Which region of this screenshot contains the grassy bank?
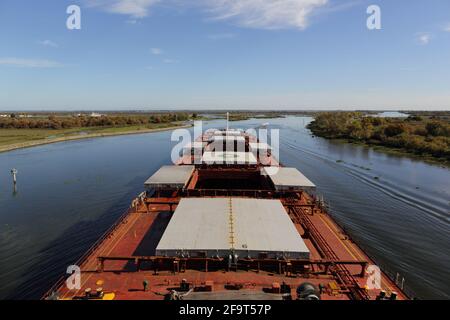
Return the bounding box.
[308,112,450,166]
[0,122,190,153]
[228,112,285,121]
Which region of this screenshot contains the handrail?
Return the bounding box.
[97,255,366,265]
[183,188,299,199]
[96,255,367,275]
[286,198,371,300]
[324,202,415,299]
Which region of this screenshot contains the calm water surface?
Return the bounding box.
[0,117,449,299]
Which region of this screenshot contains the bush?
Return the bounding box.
[0,113,192,130]
[426,122,449,137]
[384,124,406,137]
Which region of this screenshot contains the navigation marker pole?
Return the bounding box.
[11,168,18,185]
[11,168,18,193]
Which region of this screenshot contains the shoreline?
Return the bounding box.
[0,124,192,154]
[318,136,450,168]
[307,113,450,169]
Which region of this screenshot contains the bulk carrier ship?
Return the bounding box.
[44,120,408,301]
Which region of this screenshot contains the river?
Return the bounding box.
[0,116,449,299]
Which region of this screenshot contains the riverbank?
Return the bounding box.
[328,137,450,167]
[308,112,450,167]
[0,123,192,154]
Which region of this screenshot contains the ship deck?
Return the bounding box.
[48,130,407,300]
[52,194,406,300]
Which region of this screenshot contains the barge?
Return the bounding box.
[44,123,407,300]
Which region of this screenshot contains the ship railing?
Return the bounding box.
[375,263,416,299]
[185,189,260,198]
[340,233,417,299]
[42,196,142,299]
[287,200,371,300]
[311,196,416,299]
[183,188,296,198]
[95,255,367,276]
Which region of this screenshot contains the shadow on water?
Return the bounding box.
[5,176,146,300]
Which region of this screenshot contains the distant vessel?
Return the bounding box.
[44,119,407,300]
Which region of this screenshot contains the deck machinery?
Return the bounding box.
[44,128,408,300]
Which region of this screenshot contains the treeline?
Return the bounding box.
[308,112,450,161]
[0,113,192,130]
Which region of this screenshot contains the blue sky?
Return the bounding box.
[0,0,449,110]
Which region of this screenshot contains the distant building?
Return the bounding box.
[75,112,104,118]
[0,114,9,118]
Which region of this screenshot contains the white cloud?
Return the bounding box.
[37,40,58,48]
[207,33,236,40]
[415,32,432,45]
[88,0,329,30]
[0,58,64,68]
[150,47,163,55]
[88,0,160,18]
[444,23,450,32]
[204,0,329,30]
